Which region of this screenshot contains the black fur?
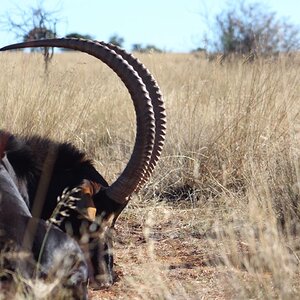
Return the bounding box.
[0,158,88,299]
[0,217,88,299]
[1,130,125,287]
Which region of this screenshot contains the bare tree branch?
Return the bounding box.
[204,0,300,56]
[0,1,62,73]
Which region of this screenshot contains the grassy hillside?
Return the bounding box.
[0,51,300,299]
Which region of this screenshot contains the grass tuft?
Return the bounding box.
[0,51,300,298]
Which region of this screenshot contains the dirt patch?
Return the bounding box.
[89,206,234,299]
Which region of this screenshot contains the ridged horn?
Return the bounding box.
[0,38,156,204]
[99,42,167,191]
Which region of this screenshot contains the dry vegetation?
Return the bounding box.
[0,50,300,299]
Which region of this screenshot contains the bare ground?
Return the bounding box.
[89,201,234,300]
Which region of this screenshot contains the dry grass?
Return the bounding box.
[0,50,300,299]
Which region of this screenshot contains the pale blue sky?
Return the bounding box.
[0,0,299,52]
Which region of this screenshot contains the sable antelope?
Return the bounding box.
[0,38,166,288]
[0,146,88,299]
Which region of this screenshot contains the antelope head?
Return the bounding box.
[0,38,166,288]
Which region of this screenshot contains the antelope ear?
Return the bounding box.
[80,179,102,221]
[81,179,101,195]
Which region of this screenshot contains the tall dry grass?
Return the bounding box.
[0,50,300,299]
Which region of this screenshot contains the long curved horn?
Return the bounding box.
[99,42,167,191]
[0,38,156,204]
